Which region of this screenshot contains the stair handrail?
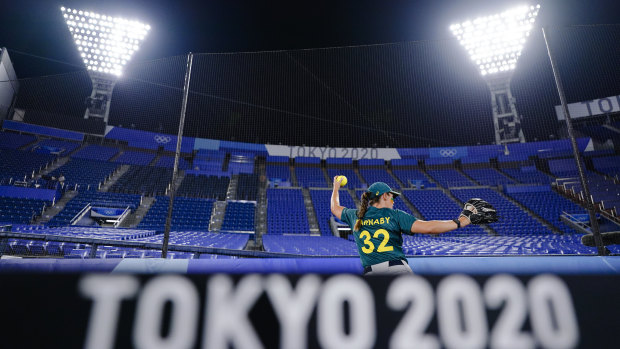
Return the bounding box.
[70,202,92,225]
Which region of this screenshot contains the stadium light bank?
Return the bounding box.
[450,4,540,145]
[60,6,151,123]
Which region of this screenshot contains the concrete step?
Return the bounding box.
[19,137,40,151]
[99,164,130,192]
[254,162,268,245]
[301,188,320,235]
[387,167,406,188]
[108,150,124,163]
[149,154,161,166]
[290,165,299,187]
[354,168,366,187]
[38,156,70,177]
[226,175,239,200]
[208,201,228,232]
[33,190,79,225]
[120,196,155,228]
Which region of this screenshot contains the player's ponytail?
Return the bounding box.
[354,192,379,231]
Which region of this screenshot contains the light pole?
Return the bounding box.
[450,4,540,145]
[61,6,150,124]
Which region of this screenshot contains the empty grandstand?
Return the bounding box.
[2,3,620,349]
[0,2,618,268]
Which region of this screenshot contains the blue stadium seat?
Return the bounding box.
[108,165,172,196]
[177,174,229,200]
[113,151,155,165]
[72,144,119,161]
[358,168,399,189]
[326,168,364,189]
[463,168,516,186]
[295,166,327,188]
[310,189,356,236]
[0,131,37,150]
[221,201,255,232]
[49,158,119,191]
[263,235,357,255]
[426,169,475,188]
[267,188,309,234]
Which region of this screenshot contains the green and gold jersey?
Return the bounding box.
[341,206,417,267]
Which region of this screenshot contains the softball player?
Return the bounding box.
[331,178,473,275]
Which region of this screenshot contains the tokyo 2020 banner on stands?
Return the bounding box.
[266,144,401,160]
[555,94,620,120]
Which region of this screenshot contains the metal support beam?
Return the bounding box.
[162,52,193,258]
[486,74,526,145]
[84,72,116,123]
[542,27,606,256]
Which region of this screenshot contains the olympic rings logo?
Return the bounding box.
[154,135,172,144]
[439,148,458,157]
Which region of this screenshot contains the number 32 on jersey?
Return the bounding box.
[359,229,394,253]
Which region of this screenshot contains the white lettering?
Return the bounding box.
[387,275,439,349]
[319,147,327,158]
[484,275,533,349]
[203,274,264,349]
[265,275,321,349]
[557,94,620,120]
[598,98,613,113]
[265,144,401,160]
[80,275,140,349]
[437,275,488,349]
[528,275,579,349]
[328,148,337,158]
[297,147,306,157]
[317,275,376,349]
[133,275,199,349]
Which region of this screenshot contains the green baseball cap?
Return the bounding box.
[367,182,400,199]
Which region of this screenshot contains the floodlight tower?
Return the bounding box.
[451,4,540,145]
[60,7,150,123]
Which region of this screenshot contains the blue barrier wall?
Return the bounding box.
[467,144,503,157]
[193,138,220,151]
[397,147,429,159]
[219,140,268,154]
[2,120,83,141]
[429,146,468,159]
[295,157,321,164]
[391,158,419,166]
[0,186,60,201]
[104,127,195,153]
[4,122,594,165]
[461,156,493,164]
[359,159,385,166]
[1,256,619,275]
[425,157,455,165]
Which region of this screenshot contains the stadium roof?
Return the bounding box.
[1,0,620,78]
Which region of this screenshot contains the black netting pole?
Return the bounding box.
[162,52,193,258]
[541,27,606,256]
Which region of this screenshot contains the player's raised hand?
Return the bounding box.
[333,176,342,188]
[333,175,347,188]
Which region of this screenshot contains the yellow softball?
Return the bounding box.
[336,175,348,187]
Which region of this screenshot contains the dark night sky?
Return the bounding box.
[2,0,620,79]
